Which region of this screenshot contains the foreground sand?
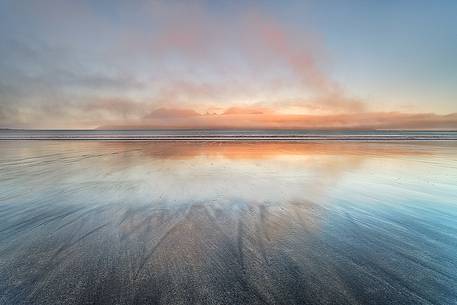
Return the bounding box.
[0,141,456,305]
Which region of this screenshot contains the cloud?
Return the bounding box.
[246,12,332,94]
[116,3,364,113]
[0,97,148,129]
[145,108,201,119]
[0,1,454,129]
[241,10,365,113]
[222,106,272,115]
[98,106,457,130]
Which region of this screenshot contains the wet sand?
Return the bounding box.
[0,141,456,305]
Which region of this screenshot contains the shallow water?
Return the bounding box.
[0,141,456,305]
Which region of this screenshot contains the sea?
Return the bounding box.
[0,130,456,305]
[1,129,457,141]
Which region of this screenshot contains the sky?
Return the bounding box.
[0,0,456,129]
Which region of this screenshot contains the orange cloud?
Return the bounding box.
[222,106,273,115]
[145,107,201,119]
[98,106,457,130]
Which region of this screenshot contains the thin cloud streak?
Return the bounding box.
[97,107,457,130]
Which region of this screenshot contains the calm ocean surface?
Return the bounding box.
[1,129,457,140]
[0,136,456,304]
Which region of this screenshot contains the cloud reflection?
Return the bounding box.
[1,141,456,305]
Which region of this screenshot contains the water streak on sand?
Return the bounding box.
[0,141,456,305]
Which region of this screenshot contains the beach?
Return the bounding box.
[0,140,456,305]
